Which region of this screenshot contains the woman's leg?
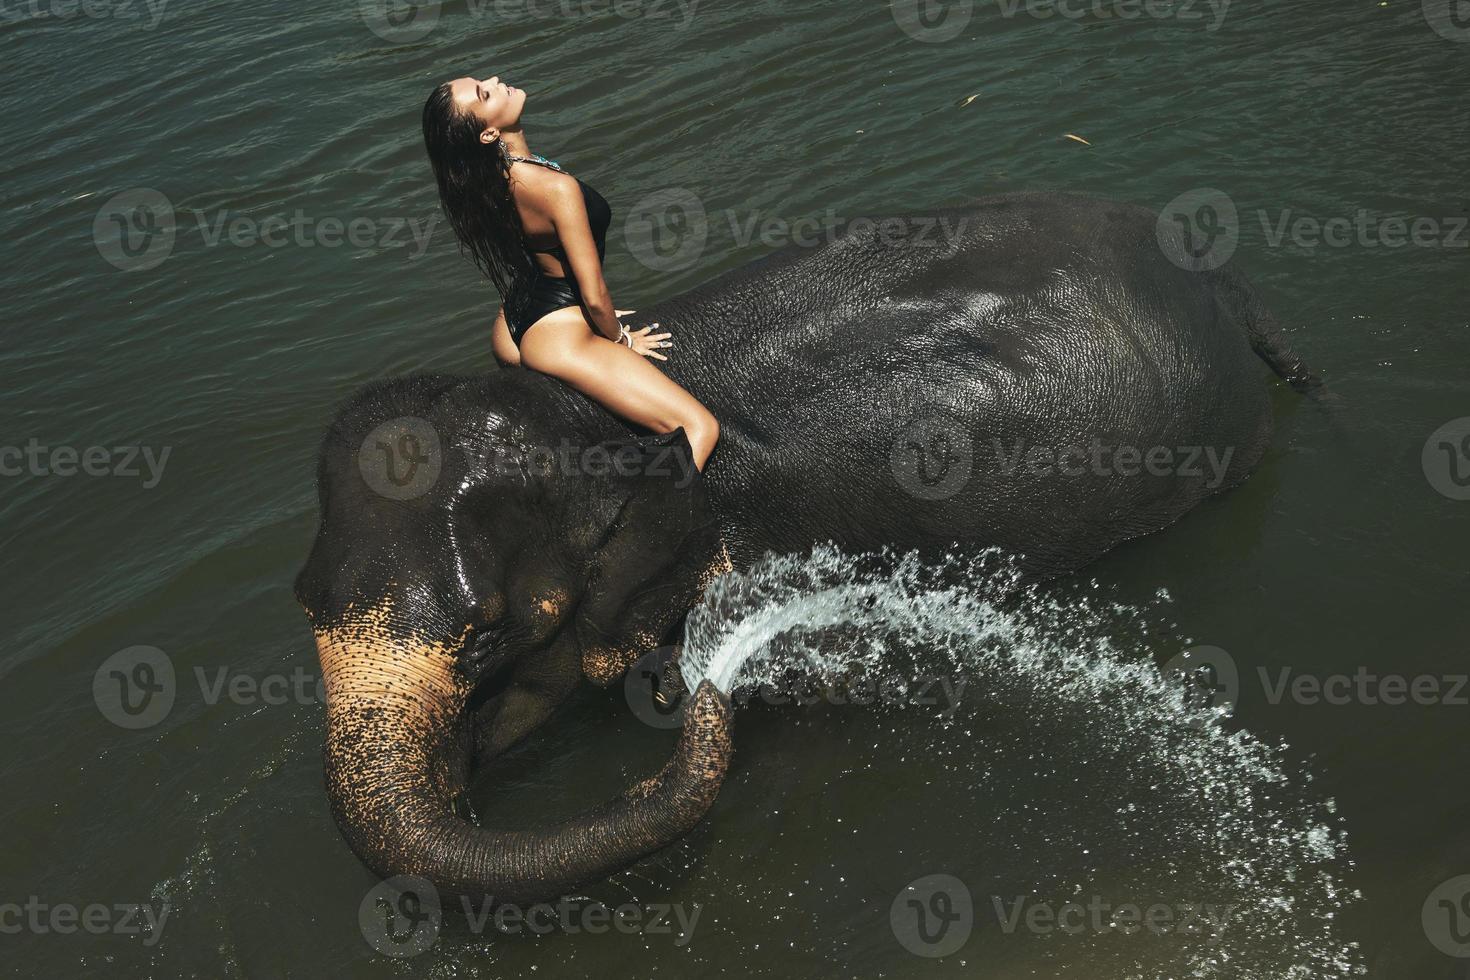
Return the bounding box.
[518,310,720,470]
[491,305,521,367]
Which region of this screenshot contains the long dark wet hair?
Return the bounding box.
[422,83,533,321]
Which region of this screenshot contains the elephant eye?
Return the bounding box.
[461,623,519,692]
[468,625,505,659]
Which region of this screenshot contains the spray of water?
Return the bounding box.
[678,544,1364,978]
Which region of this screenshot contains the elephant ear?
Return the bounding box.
[572,427,725,686]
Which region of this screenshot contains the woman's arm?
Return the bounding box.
[544,179,624,342]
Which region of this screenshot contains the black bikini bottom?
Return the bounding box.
[506,274,583,346]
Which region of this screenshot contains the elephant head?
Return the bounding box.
[294,371,733,905]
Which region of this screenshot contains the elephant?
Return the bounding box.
[295,191,1320,907]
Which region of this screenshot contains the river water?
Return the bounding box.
[2,0,1467,976]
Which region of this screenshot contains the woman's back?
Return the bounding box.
[508,157,612,280]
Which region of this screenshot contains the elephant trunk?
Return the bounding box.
[315,626,732,907]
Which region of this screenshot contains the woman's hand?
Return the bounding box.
[624,323,674,361]
[613,310,674,359]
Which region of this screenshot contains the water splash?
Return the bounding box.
[679,544,1365,978]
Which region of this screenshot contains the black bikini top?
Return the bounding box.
[512,155,611,265]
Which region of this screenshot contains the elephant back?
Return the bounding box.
[648,192,1277,575]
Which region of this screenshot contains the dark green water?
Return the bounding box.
[2,0,1467,976]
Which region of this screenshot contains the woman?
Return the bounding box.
[422,74,719,471]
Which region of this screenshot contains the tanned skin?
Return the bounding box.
[449,74,720,471]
